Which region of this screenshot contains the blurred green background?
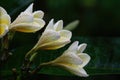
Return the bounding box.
[34,0,120,36]
[0,0,120,80]
[1,0,120,36]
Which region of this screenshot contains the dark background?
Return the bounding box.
[1,0,120,36]
[0,0,120,80]
[34,0,120,36]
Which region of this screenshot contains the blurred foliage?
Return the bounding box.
[34,0,120,36]
[1,0,120,36]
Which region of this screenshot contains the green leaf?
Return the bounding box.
[64,20,79,31]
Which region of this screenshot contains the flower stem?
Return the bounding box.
[25,47,36,60]
[31,61,53,74]
[0,34,10,66]
[21,47,37,76]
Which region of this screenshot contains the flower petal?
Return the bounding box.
[35,30,60,49]
[11,12,33,27]
[71,68,89,77]
[78,43,87,53]
[78,53,90,67]
[10,22,42,32]
[40,30,60,43]
[45,19,54,30]
[54,20,63,31]
[0,24,8,38]
[41,30,72,50]
[54,63,88,77]
[33,11,44,18]
[24,3,33,13]
[38,40,70,50]
[67,41,79,52]
[34,18,45,28]
[0,7,7,15]
[54,51,82,65]
[0,14,11,25]
[59,30,72,40]
[40,33,71,50]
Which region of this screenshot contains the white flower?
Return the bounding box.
[10,3,45,33]
[42,41,90,77]
[0,7,11,37]
[0,3,45,38]
[32,19,72,50]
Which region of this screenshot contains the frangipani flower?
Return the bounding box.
[41,41,90,77]
[0,7,11,37]
[32,19,72,50]
[10,3,45,32]
[0,3,45,37]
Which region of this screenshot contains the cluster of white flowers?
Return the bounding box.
[0,3,90,77]
[0,3,45,37]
